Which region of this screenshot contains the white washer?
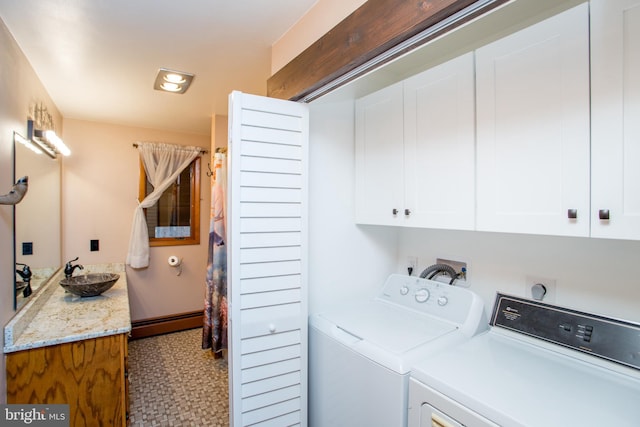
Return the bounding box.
[409,293,640,427]
[309,274,487,427]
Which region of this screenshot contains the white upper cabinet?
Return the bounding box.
[475,4,590,237]
[590,0,640,240]
[355,53,475,230]
[355,2,640,241]
[355,82,404,225]
[403,52,476,230]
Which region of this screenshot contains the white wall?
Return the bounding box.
[62,118,211,322]
[397,229,640,323]
[308,98,397,314]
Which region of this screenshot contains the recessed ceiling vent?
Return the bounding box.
[154,68,194,94]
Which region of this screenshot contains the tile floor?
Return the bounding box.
[128,328,229,426]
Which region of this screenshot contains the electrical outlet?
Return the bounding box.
[436,258,467,282]
[407,256,418,276]
[525,275,556,303]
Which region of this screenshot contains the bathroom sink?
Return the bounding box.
[60,273,120,297]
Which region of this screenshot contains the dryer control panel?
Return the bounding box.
[378,274,483,326]
[491,293,640,371]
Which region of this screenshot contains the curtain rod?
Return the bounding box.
[132,143,208,154]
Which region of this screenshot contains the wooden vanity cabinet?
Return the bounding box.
[6,333,129,427]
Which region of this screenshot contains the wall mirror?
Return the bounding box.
[14,132,62,311]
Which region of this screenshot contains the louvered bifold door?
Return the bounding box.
[228,91,309,427]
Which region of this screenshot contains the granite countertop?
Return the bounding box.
[4,263,131,353]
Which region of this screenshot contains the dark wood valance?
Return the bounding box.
[267,0,507,101]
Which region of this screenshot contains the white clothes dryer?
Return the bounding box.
[309,274,487,427]
[408,293,640,427]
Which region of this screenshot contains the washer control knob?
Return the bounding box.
[415,289,430,303]
[437,296,449,306]
[400,285,410,296]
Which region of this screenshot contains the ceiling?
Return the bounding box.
[0,0,318,135]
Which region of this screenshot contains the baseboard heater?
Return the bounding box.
[130,310,203,340]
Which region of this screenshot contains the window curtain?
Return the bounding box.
[126,142,201,269]
[202,151,228,356]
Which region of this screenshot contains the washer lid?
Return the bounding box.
[318,300,457,355]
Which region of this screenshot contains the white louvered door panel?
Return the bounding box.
[228,91,309,427]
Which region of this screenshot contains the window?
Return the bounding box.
[139,158,200,246]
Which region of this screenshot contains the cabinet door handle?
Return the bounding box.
[404,209,411,216]
[392,208,398,215]
[599,209,610,220]
[567,209,577,219]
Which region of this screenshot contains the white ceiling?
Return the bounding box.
[0,0,318,135]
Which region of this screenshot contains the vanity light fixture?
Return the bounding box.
[14,131,44,156]
[27,119,71,158]
[42,129,71,156]
[154,68,195,94]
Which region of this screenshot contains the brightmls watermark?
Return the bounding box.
[1,405,69,426]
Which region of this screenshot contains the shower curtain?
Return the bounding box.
[202,151,228,356]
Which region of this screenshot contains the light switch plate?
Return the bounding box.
[22,241,33,256]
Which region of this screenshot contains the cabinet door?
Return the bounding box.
[475,4,590,236]
[355,82,404,225]
[591,0,640,240]
[228,91,308,427]
[6,334,127,427]
[403,52,476,230]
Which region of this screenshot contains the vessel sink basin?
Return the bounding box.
[60,273,120,297]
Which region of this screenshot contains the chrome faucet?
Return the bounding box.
[16,263,33,297]
[64,257,84,278]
